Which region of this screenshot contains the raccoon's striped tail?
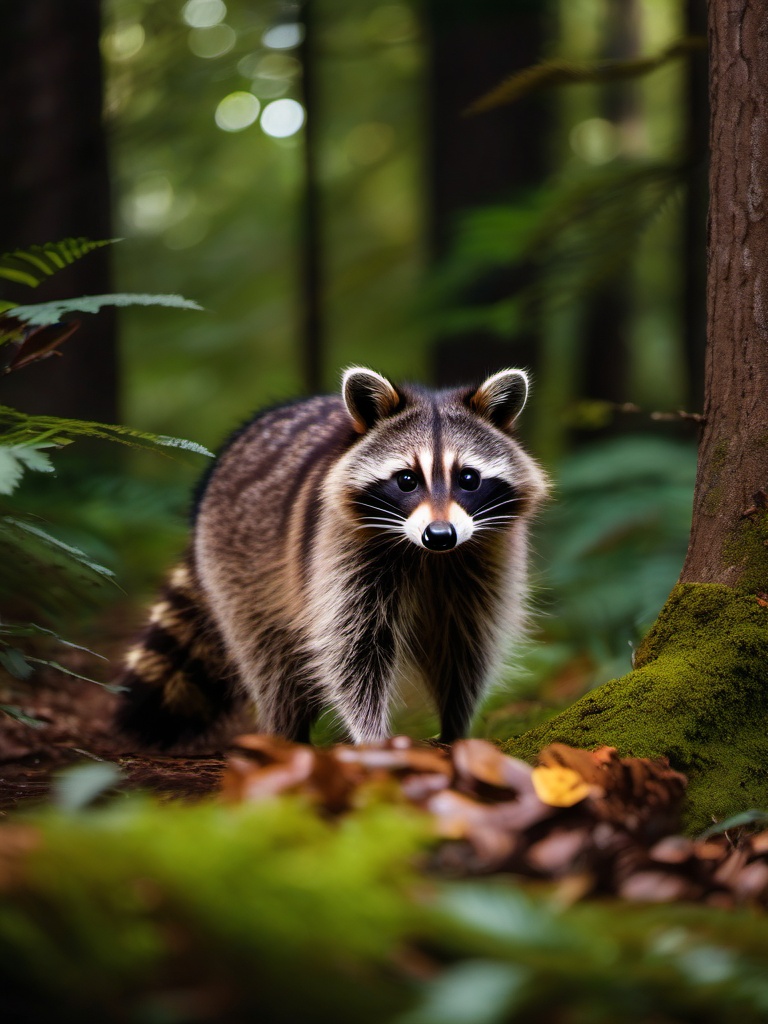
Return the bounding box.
[115,560,240,749]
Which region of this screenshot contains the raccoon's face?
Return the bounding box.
[337,367,544,552]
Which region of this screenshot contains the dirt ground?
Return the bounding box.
[0,651,232,816]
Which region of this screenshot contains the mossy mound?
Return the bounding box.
[503,584,768,833]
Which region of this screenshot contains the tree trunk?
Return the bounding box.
[0,1,118,423]
[503,0,768,833]
[424,0,547,388]
[679,0,768,590]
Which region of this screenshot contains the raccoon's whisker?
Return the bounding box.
[357,494,403,514]
[357,513,402,524]
[474,517,517,531]
[366,494,404,514]
[355,520,403,532]
[474,497,521,518]
[355,500,407,521]
[473,512,520,528]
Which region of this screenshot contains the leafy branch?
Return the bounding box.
[0,237,210,710]
[0,238,115,290]
[466,36,706,115]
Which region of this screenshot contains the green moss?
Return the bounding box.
[503,584,768,833]
[702,438,729,515]
[722,511,768,594]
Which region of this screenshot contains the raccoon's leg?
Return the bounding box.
[418,615,495,743]
[317,611,397,744]
[227,622,319,743]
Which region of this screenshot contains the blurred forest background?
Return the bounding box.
[1,0,708,737]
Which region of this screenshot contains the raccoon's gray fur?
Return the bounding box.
[117,367,548,747]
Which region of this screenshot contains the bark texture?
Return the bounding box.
[679,0,768,589]
[0,1,117,422]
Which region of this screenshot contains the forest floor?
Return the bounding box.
[0,615,236,815]
[0,674,228,814]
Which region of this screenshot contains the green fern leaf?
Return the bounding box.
[0,238,117,289]
[0,622,106,659]
[0,406,213,459]
[9,293,203,327]
[0,645,35,680]
[0,703,46,727]
[1,517,116,581]
[0,444,55,496]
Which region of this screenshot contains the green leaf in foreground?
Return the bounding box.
[0,238,116,289]
[51,763,124,812]
[0,703,46,727]
[9,293,203,327]
[0,444,55,496]
[0,405,213,458]
[698,809,768,839]
[5,802,768,1022]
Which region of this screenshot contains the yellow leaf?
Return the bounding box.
[531,765,592,807]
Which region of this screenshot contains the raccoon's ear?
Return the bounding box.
[467,369,529,430]
[342,367,402,432]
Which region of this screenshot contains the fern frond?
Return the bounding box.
[8,293,203,328]
[0,405,213,458]
[429,159,686,332]
[0,238,117,289]
[0,703,46,727]
[466,36,706,114]
[1,517,116,581]
[0,621,106,658]
[0,513,117,624]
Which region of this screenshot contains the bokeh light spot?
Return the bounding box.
[262,23,304,50]
[215,92,261,132]
[102,22,145,62]
[569,118,621,165]
[122,175,175,233]
[182,0,227,28]
[260,99,305,138]
[188,24,236,59]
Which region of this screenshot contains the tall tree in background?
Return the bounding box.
[0,1,117,422]
[425,0,547,386]
[678,0,766,589]
[509,0,768,830]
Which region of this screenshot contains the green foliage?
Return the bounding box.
[0,240,203,351]
[0,623,108,689]
[0,238,115,290]
[0,796,428,1023]
[415,882,768,1023]
[8,292,203,328]
[0,405,212,463]
[428,160,684,339]
[0,238,210,716]
[4,795,768,1022]
[542,435,696,655]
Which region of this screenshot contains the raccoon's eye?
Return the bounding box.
[396,470,418,492]
[458,468,481,491]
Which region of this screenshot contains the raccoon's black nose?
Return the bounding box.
[422,520,457,551]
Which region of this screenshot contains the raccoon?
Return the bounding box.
[117,367,548,748]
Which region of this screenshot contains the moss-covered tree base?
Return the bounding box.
[503,584,768,833]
